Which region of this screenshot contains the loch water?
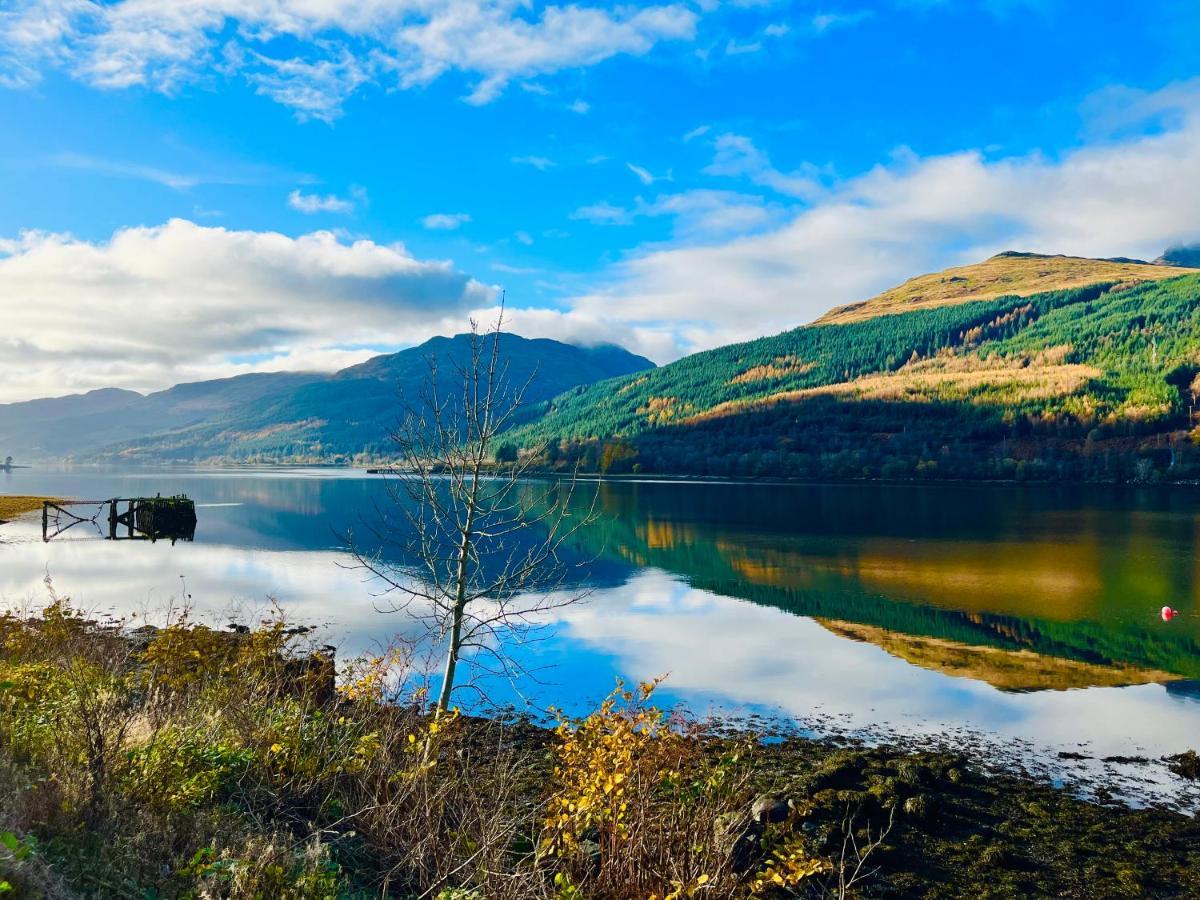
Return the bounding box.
[4,466,1200,808]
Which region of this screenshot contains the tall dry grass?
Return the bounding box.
[0,596,842,898]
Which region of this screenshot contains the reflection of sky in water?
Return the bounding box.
[4,467,1200,808]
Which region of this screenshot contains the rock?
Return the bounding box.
[714,812,763,874]
[896,760,932,786]
[947,768,963,784]
[807,749,870,792]
[1165,750,1200,780]
[750,792,791,824]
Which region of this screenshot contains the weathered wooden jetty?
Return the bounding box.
[42,495,197,543]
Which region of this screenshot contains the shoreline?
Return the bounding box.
[14,460,1200,491]
[1,605,1197,896]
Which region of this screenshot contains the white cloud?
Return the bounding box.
[564,81,1200,361]
[704,132,826,199]
[247,47,370,122]
[45,149,310,194]
[491,262,543,275]
[627,162,672,185]
[0,219,493,402]
[0,0,699,117]
[571,201,633,225]
[1080,77,1200,140]
[422,212,471,230]
[512,155,556,170]
[810,10,873,32]
[461,304,676,363]
[640,190,780,238]
[627,163,655,185]
[287,189,356,214]
[515,230,534,245]
[724,38,762,55]
[568,98,590,114]
[50,151,201,190]
[682,124,710,142]
[573,189,779,238]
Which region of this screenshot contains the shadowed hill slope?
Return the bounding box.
[89,334,655,463]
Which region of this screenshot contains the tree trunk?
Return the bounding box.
[435,460,482,715]
[436,582,466,714]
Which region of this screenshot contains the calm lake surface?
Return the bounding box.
[4,466,1200,806]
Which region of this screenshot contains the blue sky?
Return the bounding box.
[2,0,1200,401]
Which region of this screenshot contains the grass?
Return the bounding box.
[0,496,56,523]
[816,252,1195,324]
[1,600,1198,897]
[680,359,1101,426]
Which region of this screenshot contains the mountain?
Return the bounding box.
[511,252,1200,482]
[1158,243,1200,268]
[0,374,323,461]
[11,250,1200,478]
[8,334,653,463]
[816,251,1190,324]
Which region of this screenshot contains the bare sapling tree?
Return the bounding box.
[350,308,597,716]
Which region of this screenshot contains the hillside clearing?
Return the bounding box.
[681,362,1101,425]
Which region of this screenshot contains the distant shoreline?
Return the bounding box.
[14,459,1200,490]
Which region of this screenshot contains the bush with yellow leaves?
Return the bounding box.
[543,679,752,898]
[1,597,859,899]
[544,679,680,856]
[750,838,830,895]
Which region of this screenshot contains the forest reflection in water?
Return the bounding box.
[3,467,1200,789]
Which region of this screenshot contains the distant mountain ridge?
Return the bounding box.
[0,335,655,463]
[0,372,325,461]
[12,248,1200,481]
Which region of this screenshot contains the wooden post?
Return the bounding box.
[108,499,118,540]
[42,502,48,542]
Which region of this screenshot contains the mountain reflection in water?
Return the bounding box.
[2,467,1200,786]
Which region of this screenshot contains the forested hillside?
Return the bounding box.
[10,252,1199,479]
[513,265,1200,482]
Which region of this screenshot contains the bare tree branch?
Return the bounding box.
[346,303,597,715]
